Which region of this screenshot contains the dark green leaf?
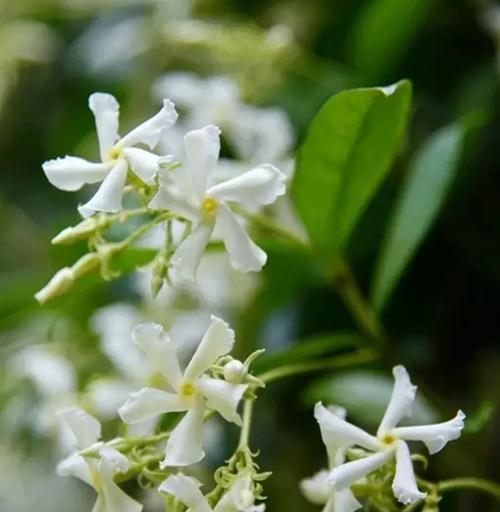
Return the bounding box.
[348,0,435,81]
[371,124,464,312]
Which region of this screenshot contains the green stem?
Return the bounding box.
[238,399,254,450]
[438,477,500,500]
[331,260,388,351]
[257,349,375,383]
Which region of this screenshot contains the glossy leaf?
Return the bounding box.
[371,124,464,312]
[292,80,412,258]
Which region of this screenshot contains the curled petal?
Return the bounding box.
[98,445,130,478]
[197,375,247,425]
[171,221,214,282]
[42,156,110,191]
[89,92,120,160]
[118,99,178,150]
[56,452,92,486]
[57,406,100,449]
[184,315,235,381]
[122,147,168,185]
[314,402,379,452]
[184,125,221,201]
[216,204,267,272]
[392,441,426,505]
[300,470,330,505]
[78,158,128,217]
[96,472,143,512]
[392,410,466,454]
[161,397,206,467]
[329,451,393,491]
[159,475,211,512]
[208,164,286,207]
[377,366,417,436]
[132,323,182,390]
[119,388,186,424]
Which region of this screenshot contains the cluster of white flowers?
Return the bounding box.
[301,366,466,510]
[39,90,288,302]
[54,315,265,512]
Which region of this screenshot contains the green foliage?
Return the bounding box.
[253,331,363,373]
[371,124,465,312]
[292,80,412,260]
[348,0,435,81]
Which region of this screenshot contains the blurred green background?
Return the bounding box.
[0,0,499,511]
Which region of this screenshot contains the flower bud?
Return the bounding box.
[223,360,247,383]
[51,219,97,244]
[34,268,74,304]
[72,253,100,279]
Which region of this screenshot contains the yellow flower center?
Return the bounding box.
[180,381,196,398]
[382,433,396,446]
[107,147,122,161]
[201,196,219,217]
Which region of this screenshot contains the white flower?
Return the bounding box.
[301,406,361,512]
[42,92,177,217]
[149,125,286,280]
[118,316,247,467]
[152,72,294,163]
[318,366,466,505]
[159,473,264,512]
[56,407,142,512]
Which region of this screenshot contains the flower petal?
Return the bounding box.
[300,470,330,505]
[118,99,178,150]
[184,315,235,381]
[197,375,247,425]
[333,488,362,512]
[392,410,466,454]
[183,125,221,201]
[159,475,211,512]
[42,156,111,191]
[208,164,286,207]
[314,402,379,452]
[149,173,199,221]
[56,452,92,485]
[57,406,101,448]
[161,396,206,467]
[118,387,186,424]
[328,451,393,491]
[171,221,214,282]
[97,473,143,512]
[215,204,267,272]
[392,441,426,505]
[377,366,417,436]
[98,445,130,478]
[122,147,168,184]
[132,322,182,390]
[89,92,120,160]
[78,158,128,217]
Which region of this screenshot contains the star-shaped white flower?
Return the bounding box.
[159,472,264,512]
[149,125,286,280]
[56,407,142,512]
[301,406,361,512]
[317,366,465,506]
[42,92,177,217]
[118,316,248,467]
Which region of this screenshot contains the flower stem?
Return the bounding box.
[331,259,388,352]
[238,399,255,450]
[257,349,376,384]
[438,477,500,500]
